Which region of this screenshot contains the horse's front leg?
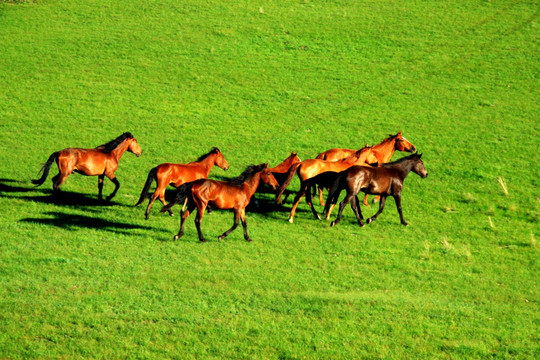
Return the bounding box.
[194,206,207,242]
[98,174,105,200]
[288,186,306,223]
[393,194,408,226]
[218,210,240,241]
[367,196,386,224]
[330,192,354,227]
[351,195,365,226]
[105,176,120,201]
[174,204,193,240]
[239,209,251,242]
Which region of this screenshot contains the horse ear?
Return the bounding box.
[418,153,423,158]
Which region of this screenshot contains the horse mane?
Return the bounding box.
[381,153,421,167]
[229,164,266,186]
[196,147,219,162]
[97,132,133,153]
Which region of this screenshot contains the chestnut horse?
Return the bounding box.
[276,146,372,223]
[325,153,427,227]
[135,147,229,219]
[315,132,417,206]
[31,132,142,201]
[161,164,279,242]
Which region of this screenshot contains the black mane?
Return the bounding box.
[97,132,133,153]
[229,164,266,186]
[196,147,219,162]
[381,153,422,167]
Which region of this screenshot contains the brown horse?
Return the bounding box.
[135,147,229,219]
[276,146,372,223]
[161,164,279,242]
[264,152,301,203]
[31,132,142,201]
[325,153,427,227]
[316,132,417,206]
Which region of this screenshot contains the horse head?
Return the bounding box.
[127,136,142,157]
[394,132,417,153]
[412,153,428,178]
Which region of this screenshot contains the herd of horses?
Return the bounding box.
[32,131,428,242]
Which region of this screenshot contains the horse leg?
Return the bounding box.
[362,193,371,207]
[288,187,306,223]
[51,173,61,192]
[174,203,195,240]
[351,195,365,226]
[318,186,325,206]
[240,209,252,242]
[97,175,105,200]
[325,203,336,220]
[330,192,355,227]
[393,194,408,226]
[194,205,207,242]
[105,176,120,201]
[218,209,240,241]
[305,184,321,220]
[367,196,386,224]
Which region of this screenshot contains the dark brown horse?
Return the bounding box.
[31,132,142,201]
[161,164,279,242]
[276,146,372,223]
[135,147,229,219]
[325,153,427,227]
[316,132,417,206]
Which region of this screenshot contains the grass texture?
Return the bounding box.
[0,0,538,358]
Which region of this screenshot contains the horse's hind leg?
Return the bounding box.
[52,172,69,193]
[318,186,325,206]
[288,183,307,223]
[367,196,386,224]
[218,210,240,241]
[305,184,321,220]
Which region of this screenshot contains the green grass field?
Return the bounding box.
[1,0,538,358]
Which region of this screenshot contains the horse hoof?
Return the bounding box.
[200,239,207,243]
[173,235,179,241]
[330,221,336,227]
[169,212,174,217]
[245,238,253,242]
[367,218,373,224]
[218,236,224,241]
[288,218,294,223]
[401,221,409,226]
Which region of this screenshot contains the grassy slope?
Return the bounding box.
[0,0,538,358]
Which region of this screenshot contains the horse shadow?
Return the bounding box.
[19,211,167,236]
[0,178,124,207]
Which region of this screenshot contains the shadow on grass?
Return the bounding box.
[19,211,166,235]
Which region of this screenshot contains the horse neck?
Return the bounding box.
[391,159,416,179]
[271,157,295,172]
[242,172,263,197]
[197,153,217,175]
[109,139,131,160]
[372,137,396,163]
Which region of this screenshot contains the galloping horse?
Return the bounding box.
[315,132,417,206]
[31,132,142,201]
[161,164,279,242]
[325,153,427,227]
[135,147,229,219]
[276,146,372,223]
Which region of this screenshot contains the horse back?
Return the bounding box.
[191,180,249,210]
[58,148,109,175]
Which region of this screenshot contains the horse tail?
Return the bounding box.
[160,182,193,214]
[324,171,347,215]
[135,167,158,206]
[31,151,60,186]
[275,162,300,204]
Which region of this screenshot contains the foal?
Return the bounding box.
[161,164,278,242]
[325,154,427,227]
